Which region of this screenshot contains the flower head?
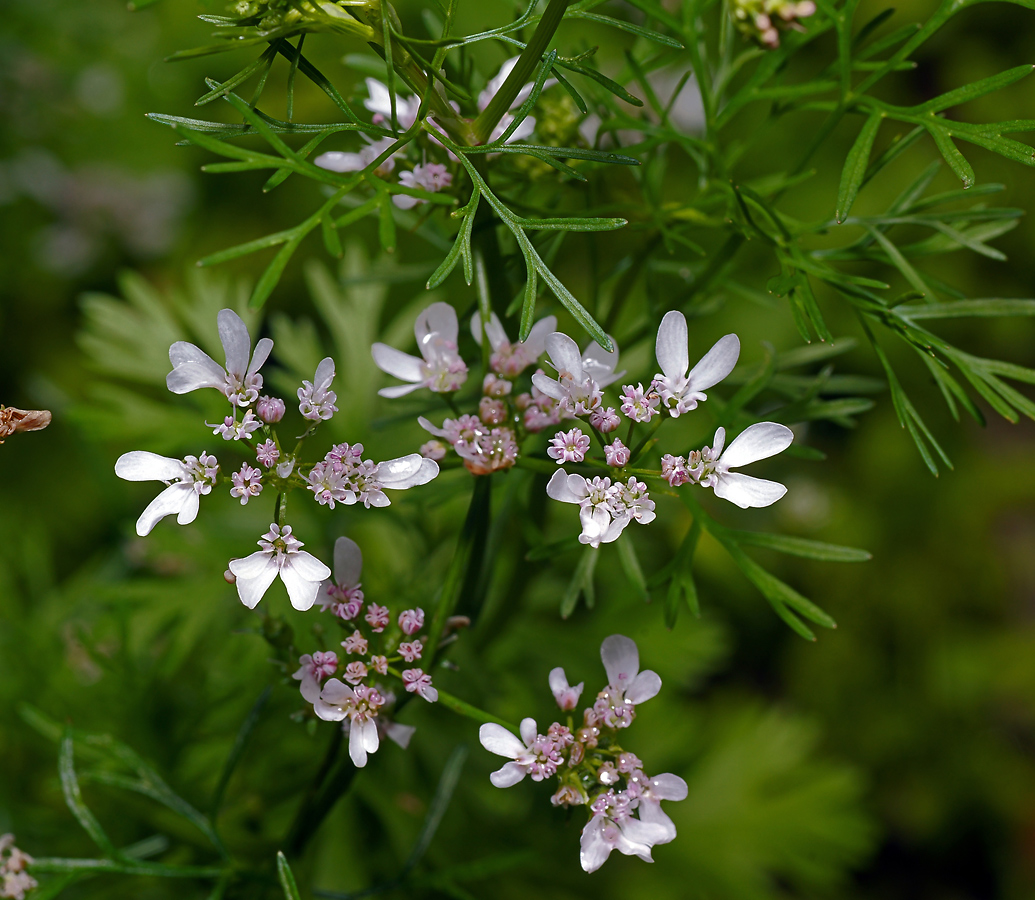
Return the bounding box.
[546,470,654,547]
[694,422,794,508]
[167,309,272,407]
[548,427,590,464]
[393,163,453,210]
[471,311,557,377]
[372,302,469,397]
[298,357,338,421]
[115,450,219,536]
[227,523,331,611]
[230,463,263,505]
[653,311,740,417]
[256,395,285,423]
[532,332,624,416]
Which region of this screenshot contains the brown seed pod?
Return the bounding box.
[0,406,52,444]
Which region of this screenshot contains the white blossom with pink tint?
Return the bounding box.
[343,661,369,685]
[307,446,439,509]
[210,410,262,441]
[626,771,688,844]
[304,677,386,766]
[167,308,273,408]
[620,383,660,423]
[590,406,621,433]
[320,536,365,618]
[579,789,670,873]
[256,395,285,423]
[661,453,690,487]
[604,438,630,468]
[419,440,447,461]
[653,311,740,417]
[398,640,423,662]
[549,667,584,711]
[230,463,263,505]
[548,428,590,463]
[342,630,368,655]
[600,634,662,708]
[398,608,424,636]
[696,422,794,508]
[294,651,339,682]
[479,718,564,787]
[477,56,558,143]
[227,523,331,611]
[298,357,338,422]
[546,471,639,548]
[402,668,438,702]
[532,332,624,416]
[365,603,390,632]
[315,136,398,176]
[370,655,388,675]
[115,450,219,537]
[256,439,280,468]
[471,311,557,377]
[372,302,469,397]
[419,415,519,475]
[393,163,453,210]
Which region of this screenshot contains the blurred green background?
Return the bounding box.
[3,1,1035,898]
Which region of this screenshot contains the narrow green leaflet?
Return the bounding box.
[277,852,302,900]
[59,732,117,857]
[837,110,883,223]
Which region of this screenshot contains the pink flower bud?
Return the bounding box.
[256,395,285,423]
[479,397,508,426]
[398,608,425,636]
[604,438,631,468]
[589,406,621,434]
[420,440,447,461]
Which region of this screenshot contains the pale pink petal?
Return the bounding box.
[597,515,632,545]
[314,151,366,173]
[385,722,416,749]
[600,634,639,691]
[169,340,218,369]
[687,333,740,392]
[415,302,459,346]
[320,678,355,707]
[519,717,537,746]
[489,761,528,788]
[377,454,438,488]
[656,311,688,380]
[713,473,787,509]
[712,426,726,457]
[545,332,583,379]
[371,343,424,383]
[638,801,678,843]
[348,725,370,767]
[248,337,274,377]
[546,470,584,504]
[363,78,392,117]
[228,552,279,608]
[115,451,185,482]
[299,673,322,703]
[417,416,448,438]
[579,818,613,873]
[530,371,566,401]
[175,489,200,525]
[333,536,363,587]
[522,315,557,357]
[314,357,336,391]
[582,337,621,385]
[579,504,612,543]
[378,382,423,399]
[478,723,526,759]
[548,667,570,695]
[217,309,251,379]
[135,482,194,536]
[358,717,380,755]
[166,358,225,394]
[650,773,688,801]
[626,669,662,705]
[720,421,793,468]
[471,311,508,350]
[313,699,348,721]
[280,554,330,611]
[618,819,664,857]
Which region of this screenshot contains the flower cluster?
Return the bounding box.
[115,309,439,612]
[546,473,656,548]
[0,835,35,900]
[730,0,817,48]
[295,537,439,766]
[480,636,687,872]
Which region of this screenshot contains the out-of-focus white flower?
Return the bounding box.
[532,332,624,415]
[364,78,421,130]
[315,136,398,176]
[579,790,671,873]
[696,422,794,508]
[115,450,219,536]
[372,302,469,397]
[167,309,272,407]
[653,311,740,417]
[477,56,558,143]
[228,523,331,611]
[471,311,557,377]
[393,162,453,210]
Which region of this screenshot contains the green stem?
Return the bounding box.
[472,0,571,144]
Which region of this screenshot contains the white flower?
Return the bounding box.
[298,357,338,421]
[548,667,584,711]
[393,162,452,210]
[471,311,557,376]
[228,524,331,611]
[697,422,794,508]
[629,772,688,844]
[166,309,272,408]
[546,471,654,548]
[599,634,662,706]
[477,56,557,143]
[532,332,624,415]
[653,310,740,416]
[479,718,563,786]
[363,78,421,130]
[371,302,468,397]
[302,677,386,767]
[314,136,398,176]
[114,450,219,536]
[579,800,670,873]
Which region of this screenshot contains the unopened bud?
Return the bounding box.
[256,395,285,424]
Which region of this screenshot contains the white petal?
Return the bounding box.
[166,360,226,395]
[579,818,613,873]
[359,717,380,754]
[579,505,612,542]
[333,536,363,587]
[218,309,251,378]
[638,802,677,844]
[248,337,274,377]
[505,116,536,143]
[281,553,331,611]
[176,489,200,525]
[720,421,794,469]
[378,383,423,399]
[601,634,639,691]
[489,761,528,788]
[582,337,620,383]
[686,333,740,393]
[478,723,525,759]
[228,551,279,609]
[656,311,688,380]
[378,454,438,489]
[299,673,322,704]
[480,57,520,111]
[598,515,631,545]
[314,357,335,391]
[548,667,570,695]
[169,340,217,369]
[530,371,565,401]
[546,470,585,505]
[713,473,788,509]
[385,722,416,749]
[519,717,537,746]
[712,426,726,458]
[135,483,194,536]
[471,311,508,350]
[522,315,557,357]
[371,343,424,382]
[415,301,459,346]
[626,669,662,705]
[619,817,668,851]
[363,78,392,116]
[313,698,348,721]
[320,678,355,707]
[348,726,369,767]
[545,332,583,379]
[314,151,365,173]
[115,451,185,482]
[650,773,689,802]
[417,416,447,438]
